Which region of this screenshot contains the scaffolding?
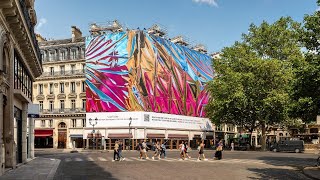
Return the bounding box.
[171,35,189,46]
[192,44,208,54]
[89,20,124,35]
[147,24,167,37]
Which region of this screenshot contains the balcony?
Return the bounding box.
[40,70,84,78]
[36,94,45,100]
[68,93,77,99]
[46,94,55,100]
[41,108,85,114]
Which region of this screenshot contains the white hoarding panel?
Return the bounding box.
[86,112,213,131]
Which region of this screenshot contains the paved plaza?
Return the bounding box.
[2,150,317,180]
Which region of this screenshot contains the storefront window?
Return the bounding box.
[14,53,33,99]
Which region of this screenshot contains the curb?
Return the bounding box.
[46,159,61,180]
[303,167,320,180]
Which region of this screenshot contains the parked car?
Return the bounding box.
[270,140,304,153]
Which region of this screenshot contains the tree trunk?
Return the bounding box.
[261,122,267,151]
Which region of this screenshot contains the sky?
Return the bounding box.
[35,0,319,53]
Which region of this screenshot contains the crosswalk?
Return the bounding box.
[61,156,315,167]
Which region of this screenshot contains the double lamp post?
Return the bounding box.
[89,117,98,150]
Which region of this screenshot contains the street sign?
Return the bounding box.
[28,104,39,118]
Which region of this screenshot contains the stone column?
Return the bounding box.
[28,117,34,159]
[0,85,4,175]
[21,103,28,163]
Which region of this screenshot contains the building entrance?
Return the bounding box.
[14,107,22,164]
[58,122,67,149]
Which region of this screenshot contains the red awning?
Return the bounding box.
[147,134,165,138]
[108,133,133,139]
[35,129,53,138]
[167,134,189,139]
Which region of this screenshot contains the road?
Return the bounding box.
[35,150,318,180]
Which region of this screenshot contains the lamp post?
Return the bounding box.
[89,117,98,150]
[129,117,132,150]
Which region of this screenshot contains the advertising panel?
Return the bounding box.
[86,31,214,117]
[86,112,213,131]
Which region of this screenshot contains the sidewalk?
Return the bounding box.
[303,167,320,180]
[0,157,60,180]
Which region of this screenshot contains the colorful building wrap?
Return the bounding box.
[86,30,214,117]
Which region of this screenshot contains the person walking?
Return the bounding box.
[152,141,161,160]
[231,141,234,151]
[112,140,120,162]
[214,140,223,160]
[179,141,186,160]
[118,141,125,161]
[184,141,191,159]
[142,140,149,159]
[137,140,144,159]
[160,141,167,158]
[197,140,207,161]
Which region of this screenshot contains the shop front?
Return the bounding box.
[106,133,133,150]
[70,134,83,148]
[34,129,53,148]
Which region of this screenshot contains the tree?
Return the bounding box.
[206,17,302,150]
[290,1,320,123]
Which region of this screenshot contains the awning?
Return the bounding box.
[35,129,53,138]
[108,133,133,139]
[167,134,189,139]
[147,134,165,138]
[87,133,102,138]
[70,134,83,138]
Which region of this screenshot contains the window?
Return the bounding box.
[82,119,86,127]
[39,84,43,95]
[49,51,54,61]
[39,101,43,112]
[71,100,76,110]
[60,100,65,112]
[60,82,64,93]
[49,119,53,127]
[71,82,75,93]
[71,64,76,74]
[72,119,77,128]
[60,65,65,75]
[49,101,54,111]
[49,83,54,94]
[50,67,54,76]
[71,50,77,60]
[41,120,45,127]
[82,64,85,73]
[58,122,66,128]
[82,99,86,110]
[216,125,223,131]
[14,53,33,99]
[82,81,86,92]
[60,51,66,60]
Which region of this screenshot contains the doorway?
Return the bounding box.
[14,107,22,164]
[58,122,67,149]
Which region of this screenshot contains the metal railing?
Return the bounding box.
[41,108,86,114]
[41,70,84,77]
[19,0,42,66]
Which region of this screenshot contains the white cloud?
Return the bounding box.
[35,18,47,33]
[192,0,218,7]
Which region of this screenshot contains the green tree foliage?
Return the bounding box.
[290,2,320,123]
[206,17,302,150]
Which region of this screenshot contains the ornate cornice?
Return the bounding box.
[68,93,77,99]
[57,94,66,99]
[36,94,45,100]
[46,94,55,100]
[40,113,85,118]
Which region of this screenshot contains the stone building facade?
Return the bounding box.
[0,0,43,175]
[33,27,85,149]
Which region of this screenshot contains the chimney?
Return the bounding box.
[36,34,46,42]
[71,26,82,42]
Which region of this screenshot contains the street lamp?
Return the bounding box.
[129,117,132,150]
[89,117,98,150]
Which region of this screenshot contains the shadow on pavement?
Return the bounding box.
[257,156,318,168]
[247,167,310,180]
[53,153,118,180]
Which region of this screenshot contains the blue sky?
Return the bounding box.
[35,0,318,53]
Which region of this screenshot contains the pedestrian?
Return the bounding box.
[184,141,191,159]
[179,141,186,160]
[160,141,167,158]
[231,141,234,151]
[214,140,223,160]
[142,140,149,159]
[112,140,120,162]
[152,141,161,160]
[137,140,143,159]
[118,141,125,161]
[197,140,207,161]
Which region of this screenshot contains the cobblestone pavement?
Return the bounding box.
[33,150,318,180]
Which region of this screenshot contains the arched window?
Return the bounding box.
[58,122,66,128]
[279,133,283,137]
